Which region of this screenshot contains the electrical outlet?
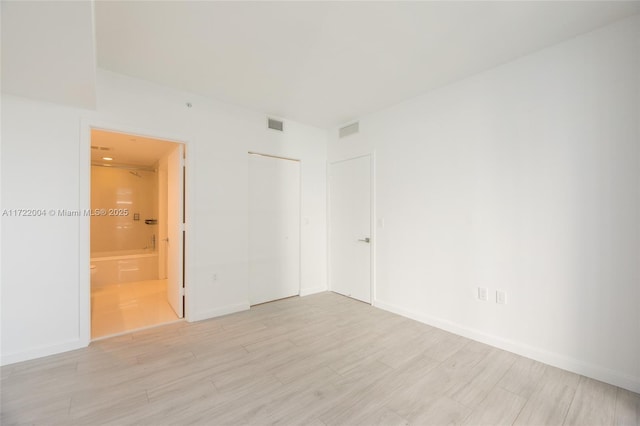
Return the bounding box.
[212,273,218,283]
[477,287,488,301]
[496,290,506,304]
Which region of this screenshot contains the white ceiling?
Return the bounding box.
[2,2,639,129]
[1,1,96,109]
[91,129,178,168]
[95,1,640,128]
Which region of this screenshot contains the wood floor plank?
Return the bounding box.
[69,389,149,423]
[497,355,548,399]
[355,407,409,426]
[1,291,637,426]
[420,328,469,362]
[0,393,71,425]
[513,365,579,426]
[230,366,342,425]
[614,387,640,426]
[407,395,470,425]
[448,347,518,408]
[373,328,433,370]
[564,376,618,426]
[462,386,527,425]
[375,355,461,420]
[145,376,217,404]
[319,355,438,425]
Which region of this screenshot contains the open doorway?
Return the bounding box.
[89,129,185,339]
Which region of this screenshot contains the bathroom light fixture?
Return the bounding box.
[102,157,113,161]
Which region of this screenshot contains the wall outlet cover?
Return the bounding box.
[478,287,488,301]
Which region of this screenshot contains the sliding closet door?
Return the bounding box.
[248,153,300,306]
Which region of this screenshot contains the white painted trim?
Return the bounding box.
[369,151,376,305]
[183,139,196,323]
[329,153,373,165]
[326,160,332,293]
[190,303,250,322]
[373,299,640,394]
[300,286,327,297]
[248,151,300,162]
[79,119,92,347]
[1,339,86,366]
[85,119,192,145]
[299,159,303,300]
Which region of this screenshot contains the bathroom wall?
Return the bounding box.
[90,166,158,253]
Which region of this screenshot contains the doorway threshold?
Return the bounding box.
[90,318,185,342]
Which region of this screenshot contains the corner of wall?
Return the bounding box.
[373,299,640,394]
[300,286,328,297]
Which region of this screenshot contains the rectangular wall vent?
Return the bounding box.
[268,118,284,131]
[339,122,359,138]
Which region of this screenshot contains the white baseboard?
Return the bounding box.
[373,299,640,394]
[300,286,327,297]
[3,302,250,365]
[1,338,88,367]
[189,302,250,322]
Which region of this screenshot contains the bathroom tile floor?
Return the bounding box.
[91,279,180,339]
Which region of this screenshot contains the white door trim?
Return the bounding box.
[327,153,375,304]
[80,119,193,345]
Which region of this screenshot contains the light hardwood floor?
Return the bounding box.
[1,292,638,425]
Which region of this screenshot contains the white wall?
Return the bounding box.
[329,16,640,393]
[1,70,327,364]
[1,97,85,361]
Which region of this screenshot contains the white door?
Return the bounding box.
[248,153,300,306]
[330,155,371,303]
[167,144,184,318]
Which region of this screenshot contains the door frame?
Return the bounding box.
[166,143,186,318]
[247,151,302,305]
[79,119,192,345]
[327,153,376,304]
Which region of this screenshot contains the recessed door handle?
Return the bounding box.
[358,237,370,243]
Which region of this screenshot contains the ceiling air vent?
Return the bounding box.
[268,118,284,132]
[339,122,359,138]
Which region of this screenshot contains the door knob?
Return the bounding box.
[358,237,370,243]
